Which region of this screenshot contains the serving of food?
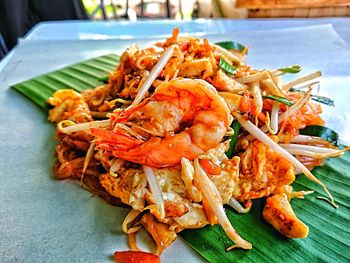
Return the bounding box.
[32,28,349,262]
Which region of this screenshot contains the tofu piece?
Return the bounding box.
[179,58,214,78]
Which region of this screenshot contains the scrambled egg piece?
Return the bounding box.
[48,89,92,123]
[179,58,214,78]
[234,138,295,202]
[99,169,147,210]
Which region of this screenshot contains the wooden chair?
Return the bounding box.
[236,0,350,18]
[199,0,350,18]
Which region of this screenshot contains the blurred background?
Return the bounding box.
[1,0,350,58]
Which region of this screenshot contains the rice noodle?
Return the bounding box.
[59,120,110,134]
[143,166,165,219]
[228,197,251,214]
[130,45,175,108]
[283,71,321,91]
[194,159,252,250]
[270,101,280,134]
[233,112,337,208]
[82,140,96,177]
[90,111,108,118]
[128,232,141,251]
[122,209,142,234]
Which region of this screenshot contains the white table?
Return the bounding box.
[23,18,350,44]
[1,18,350,72]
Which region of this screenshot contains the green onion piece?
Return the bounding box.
[278,65,302,74]
[290,88,334,106]
[99,75,109,83]
[262,95,294,106]
[215,41,246,52]
[310,95,335,106]
[225,120,240,158]
[219,58,237,75]
[300,125,339,146]
[289,88,300,92]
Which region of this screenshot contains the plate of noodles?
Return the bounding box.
[10,28,350,263]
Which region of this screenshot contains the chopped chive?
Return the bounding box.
[263,95,294,106]
[278,65,301,74]
[215,41,246,52]
[219,58,237,75]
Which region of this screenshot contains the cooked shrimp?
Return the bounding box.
[91,78,231,167]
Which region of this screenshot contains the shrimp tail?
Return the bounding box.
[91,128,143,150]
[111,137,162,166]
[111,98,151,123]
[91,125,164,166]
[93,125,207,167]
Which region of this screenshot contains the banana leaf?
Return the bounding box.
[11,55,350,263]
[12,54,119,110]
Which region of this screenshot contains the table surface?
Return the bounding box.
[1,18,350,263]
[1,18,350,72]
[24,18,350,43]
